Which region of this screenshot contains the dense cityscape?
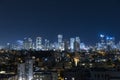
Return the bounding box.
[0,34,120,80]
[1,0,120,80]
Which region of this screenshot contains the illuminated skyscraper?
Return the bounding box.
[70,38,75,52]
[99,34,105,50]
[36,37,42,50]
[106,36,115,50]
[23,38,33,50]
[74,37,80,52]
[58,34,63,43]
[106,37,115,45]
[44,39,50,50]
[28,38,33,49]
[58,34,63,50]
[80,43,86,50]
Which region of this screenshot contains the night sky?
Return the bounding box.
[0,0,120,45]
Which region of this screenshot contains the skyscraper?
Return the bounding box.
[23,38,33,50]
[70,38,75,52]
[74,37,80,52]
[64,40,69,51]
[44,39,50,50]
[58,34,63,50]
[36,37,42,50]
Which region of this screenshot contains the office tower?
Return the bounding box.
[32,43,35,50]
[25,59,33,80]
[54,42,58,51]
[15,40,23,50]
[58,34,63,50]
[80,43,86,50]
[100,34,105,44]
[44,39,50,50]
[106,36,115,50]
[36,37,42,50]
[18,63,26,80]
[100,34,105,49]
[28,38,33,49]
[74,37,80,52]
[70,38,75,52]
[106,37,115,45]
[76,37,80,44]
[6,43,11,50]
[61,42,65,51]
[64,40,69,51]
[23,38,33,50]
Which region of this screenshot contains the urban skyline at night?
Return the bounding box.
[0,33,119,46]
[1,0,120,80]
[0,0,120,45]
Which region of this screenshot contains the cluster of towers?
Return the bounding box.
[6,34,120,51]
[97,34,116,50]
[10,34,81,52]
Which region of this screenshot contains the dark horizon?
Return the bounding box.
[0,0,120,45]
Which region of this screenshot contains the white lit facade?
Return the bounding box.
[36,37,42,51]
[70,38,75,52]
[58,34,63,51]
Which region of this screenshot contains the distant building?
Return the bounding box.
[23,38,33,50]
[44,39,50,50]
[80,43,86,50]
[64,40,69,51]
[70,37,80,52]
[70,38,75,52]
[58,34,63,51]
[36,37,42,51]
[74,37,80,52]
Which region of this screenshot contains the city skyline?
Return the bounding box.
[0,33,118,46]
[0,0,120,44]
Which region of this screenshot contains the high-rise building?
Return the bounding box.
[74,37,80,52]
[64,40,69,51]
[58,34,63,50]
[36,37,42,50]
[23,38,33,50]
[44,39,50,50]
[70,38,75,52]
[18,63,26,80]
[80,43,86,50]
[100,34,105,49]
[25,59,33,80]
[28,38,33,49]
[106,36,115,50]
